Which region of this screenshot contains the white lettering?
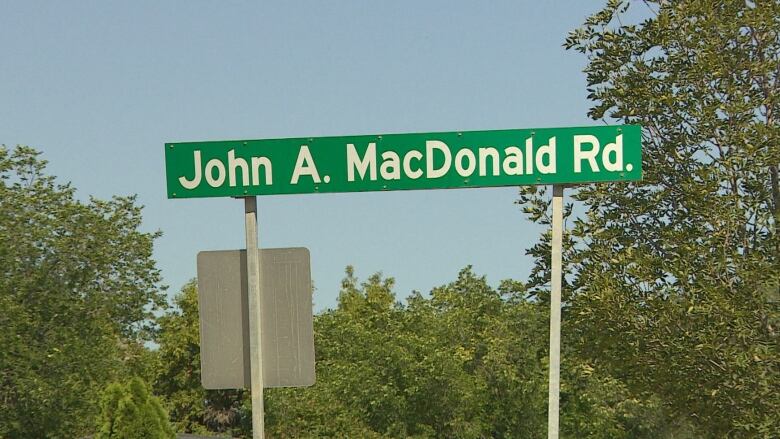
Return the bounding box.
[503,146,524,175]
[478,147,500,176]
[179,150,203,189]
[574,135,600,173]
[602,134,623,172]
[535,137,557,174]
[426,140,451,178]
[455,149,476,177]
[251,156,273,185]
[403,150,423,179]
[380,151,401,180]
[205,158,226,187]
[346,143,377,181]
[291,145,321,184]
[228,150,249,187]
[525,137,534,175]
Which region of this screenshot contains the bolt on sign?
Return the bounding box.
[165,125,641,198]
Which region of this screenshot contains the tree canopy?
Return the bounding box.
[3,1,778,437]
[95,377,175,439]
[518,0,779,436]
[158,267,685,438]
[154,280,249,435]
[0,145,166,437]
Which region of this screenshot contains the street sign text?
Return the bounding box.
[166,125,641,198]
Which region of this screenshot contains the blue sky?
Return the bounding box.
[1,1,607,310]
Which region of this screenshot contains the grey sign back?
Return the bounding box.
[196,247,315,389]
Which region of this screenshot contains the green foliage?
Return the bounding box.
[520,1,780,436]
[266,267,684,438]
[95,377,175,439]
[157,266,683,438]
[154,280,249,436]
[0,146,166,437]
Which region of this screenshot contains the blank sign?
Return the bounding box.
[197,247,315,389]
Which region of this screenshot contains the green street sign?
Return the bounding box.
[165,125,641,198]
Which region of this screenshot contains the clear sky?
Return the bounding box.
[1,1,605,310]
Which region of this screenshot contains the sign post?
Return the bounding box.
[243,197,265,439]
[548,185,563,439]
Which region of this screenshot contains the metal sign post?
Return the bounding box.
[244,197,265,439]
[548,185,563,439]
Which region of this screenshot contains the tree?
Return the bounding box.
[154,266,683,438]
[0,146,166,437]
[154,280,249,436]
[520,1,779,436]
[266,267,676,438]
[95,377,175,439]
